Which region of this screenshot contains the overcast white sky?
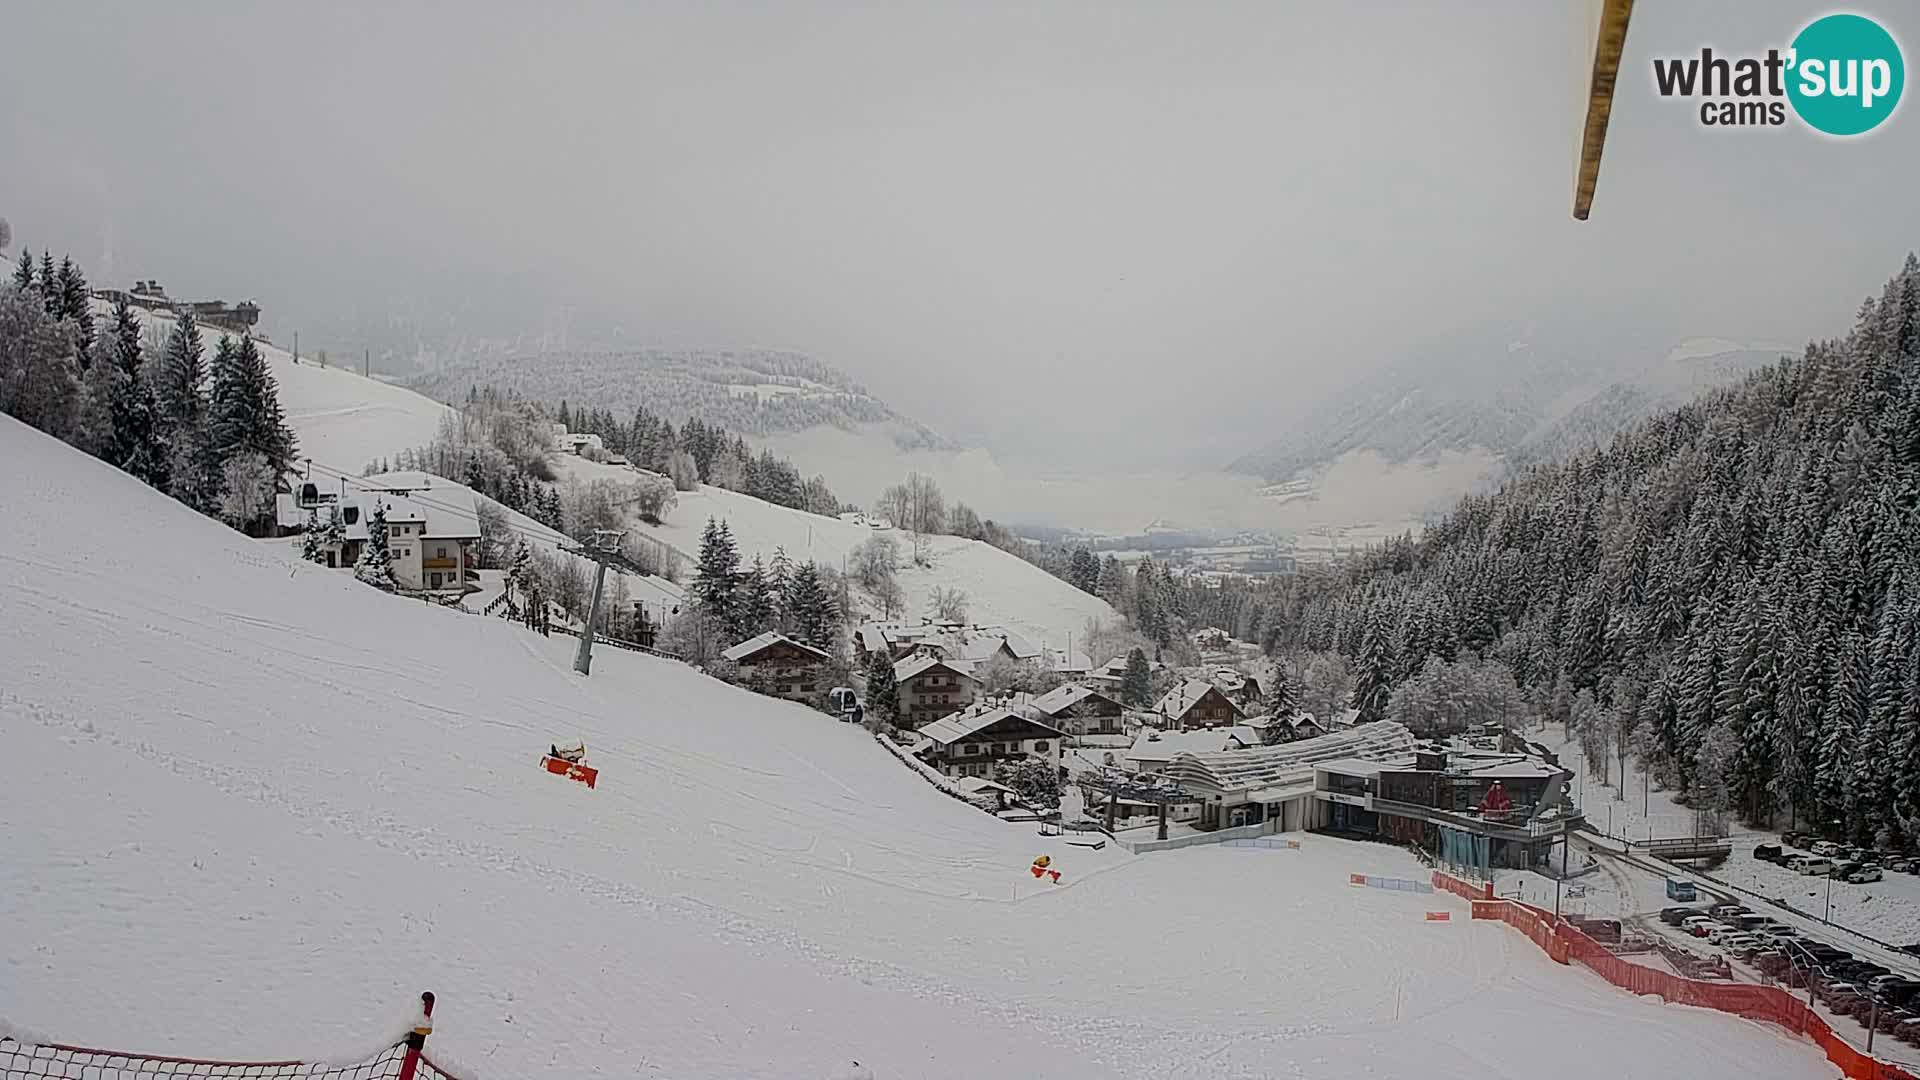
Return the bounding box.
[3,1,1916,475]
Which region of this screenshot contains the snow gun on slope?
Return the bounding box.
[542,741,597,789]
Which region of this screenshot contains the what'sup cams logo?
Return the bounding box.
[1652,12,1904,135]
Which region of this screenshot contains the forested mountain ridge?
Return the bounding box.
[1277,255,1920,848]
[408,347,952,451]
[1228,325,1783,527]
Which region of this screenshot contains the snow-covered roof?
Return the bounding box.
[893,654,974,683]
[956,777,1014,796]
[1156,678,1243,721]
[1224,724,1267,749]
[919,707,1064,747]
[1451,758,1566,781]
[1313,757,1393,780]
[721,631,830,664]
[1127,727,1241,764]
[275,474,480,541]
[358,474,480,539]
[1029,683,1121,717]
[1162,721,1418,798]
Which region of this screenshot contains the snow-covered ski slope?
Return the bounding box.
[0,417,1837,1079]
[561,454,1119,654]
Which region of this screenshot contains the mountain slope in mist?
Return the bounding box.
[409,348,950,453]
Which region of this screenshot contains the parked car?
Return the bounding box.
[1799,858,1837,876]
[1782,831,1805,848]
[1660,906,1702,927]
[1813,840,1843,857]
[1874,980,1920,1007]
[1754,843,1784,862]
[1848,865,1885,883]
[1682,916,1720,937]
[1707,924,1747,946]
[1821,982,1863,1005]
[1886,857,1918,874]
[1784,854,1812,871]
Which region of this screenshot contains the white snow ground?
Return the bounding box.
[0,416,1841,1079]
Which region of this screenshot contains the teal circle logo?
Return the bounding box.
[1786,14,1904,136]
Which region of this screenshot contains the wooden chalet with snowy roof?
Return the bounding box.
[1028,683,1126,737]
[916,707,1066,780]
[721,631,831,704]
[1156,678,1246,730]
[893,654,978,729]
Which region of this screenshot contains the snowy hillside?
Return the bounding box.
[0,414,1841,1078]
[102,301,453,477]
[560,455,1119,654]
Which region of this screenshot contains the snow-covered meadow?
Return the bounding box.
[0,416,1842,1078]
[556,453,1122,654]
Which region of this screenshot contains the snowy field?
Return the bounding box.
[558,454,1121,654]
[0,417,1843,1079]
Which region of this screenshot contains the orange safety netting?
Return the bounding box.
[1455,894,1918,1080]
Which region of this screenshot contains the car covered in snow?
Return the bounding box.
[1846,865,1884,883]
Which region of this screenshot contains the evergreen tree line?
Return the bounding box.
[3,252,296,536]
[374,389,569,534]
[688,517,843,655]
[1274,255,1920,849]
[554,398,845,515]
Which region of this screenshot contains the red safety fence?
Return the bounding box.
[0,994,469,1080]
[1457,895,1917,1080]
[1431,869,1494,901]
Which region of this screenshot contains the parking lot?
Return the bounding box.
[1639,836,1920,1066]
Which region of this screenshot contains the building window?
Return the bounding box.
[1034,741,1049,752]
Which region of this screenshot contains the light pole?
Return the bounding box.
[1824,870,1834,924]
[1554,834,1569,921]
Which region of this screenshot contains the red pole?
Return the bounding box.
[396,991,436,1080]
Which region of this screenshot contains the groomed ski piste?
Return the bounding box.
[0,415,1841,1078]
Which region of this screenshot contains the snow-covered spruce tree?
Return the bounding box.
[301,507,324,561]
[864,646,898,728]
[217,451,277,532]
[0,283,84,441]
[1120,647,1151,707]
[993,759,1061,811]
[1265,661,1298,719]
[53,257,93,368]
[354,502,398,590]
[504,538,533,608]
[36,252,55,312]
[690,517,738,629]
[785,562,836,650]
[1351,613,1395,724]
[735,555,773,640]
[322,505,348,554]
[10,250,30,290]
